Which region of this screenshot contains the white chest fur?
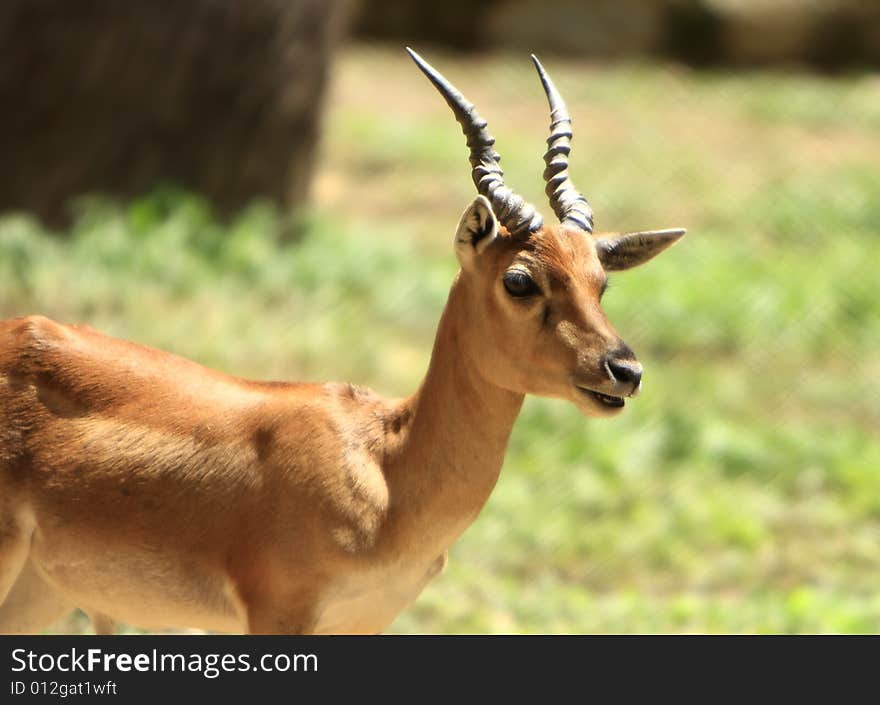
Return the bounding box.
[313,552,448,634]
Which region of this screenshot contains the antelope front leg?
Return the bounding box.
[0,559,75,634]
[0,517,76,634]
[90,612,116,635]
[245,600,319,635]
[0,514,30,606]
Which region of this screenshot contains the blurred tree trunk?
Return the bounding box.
[0,0,352,226]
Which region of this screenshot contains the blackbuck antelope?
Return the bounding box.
[0,49,684,635]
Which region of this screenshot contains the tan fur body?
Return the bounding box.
[0,282,516,633]
[0,52,684,633]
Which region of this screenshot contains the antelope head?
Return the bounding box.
[409,49,685,417]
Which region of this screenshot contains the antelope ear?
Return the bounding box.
[596,228,686,271]
[454,195,498,268]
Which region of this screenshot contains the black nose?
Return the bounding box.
[605,352,643,390]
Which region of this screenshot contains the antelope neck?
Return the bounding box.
[386,276,525,545]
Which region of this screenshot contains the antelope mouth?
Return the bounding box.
[575,386,626,409]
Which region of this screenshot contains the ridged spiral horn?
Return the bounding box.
[531,55,594,233]
[407,47,543,239]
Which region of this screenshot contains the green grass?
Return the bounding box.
[2,46,879,633]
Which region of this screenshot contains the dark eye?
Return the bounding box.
[503,270,541,298]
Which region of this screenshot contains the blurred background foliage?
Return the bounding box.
[1,1,878,633]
